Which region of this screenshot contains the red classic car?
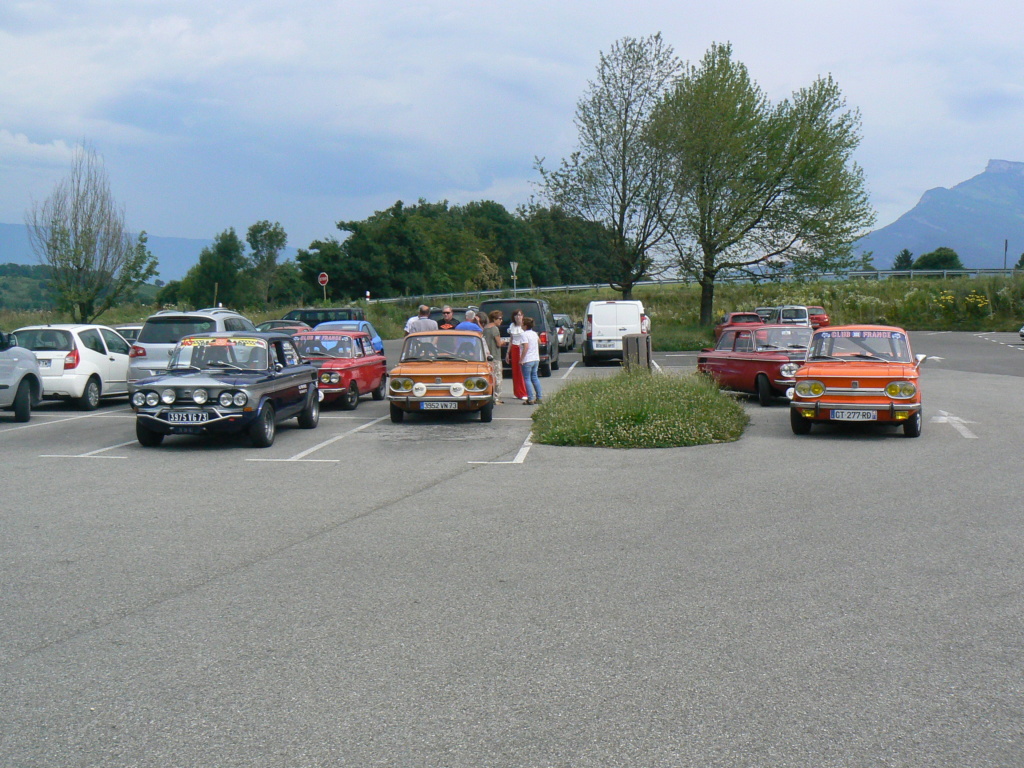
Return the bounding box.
[713,311,764,341]
[292,330,387,409]
[807,306,830,329]
[789,325,925,437]
[698,324,813,406]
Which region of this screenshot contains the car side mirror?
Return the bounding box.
[486,354,494,362]
[275,363,284,372]
[0,332,10,351]
[915,353,927,367]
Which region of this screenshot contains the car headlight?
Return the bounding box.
[780,362,801,377]
[463,377,488,391]
[219,391,234,407]
[145,392,160,407]
[132,392,147,407]
[795,380,825,397]
[390,377,413,392]
[331,372,341,383]
[412,382,427,397]
[885,381,917,398]
[320,372,331,384]
[449,382,465,397]
[160,388,176,404]
[233,392,247,407]
[192,388,208,405]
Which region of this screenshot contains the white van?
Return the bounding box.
[581,300,650,366]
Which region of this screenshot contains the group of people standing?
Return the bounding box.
[404,305,542,405]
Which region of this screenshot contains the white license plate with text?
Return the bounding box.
[166,411,210,423]
[831,410,876,421]
[421,402,458,410]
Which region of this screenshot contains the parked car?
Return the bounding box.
[1017,322,1024,341]
[429,306,479,329]
[292,330,387,409]
[0,330,42,422]
[554,313,576,351]
[13,324,132,409]
[283,307,365,325]
[807,306,830,329]
[129,308,256,383]
[114,323,143,343]
[713,311,764,341]
[789,325,925,437]
[698,324,813,406]
[256,320,311,334]
[314,320,384,354]
[581,300,650,366]
[129,331,319,447]
[387,331,496,422]
[754,307,774,322]
[766,305,811,326]
[477,298,561,376]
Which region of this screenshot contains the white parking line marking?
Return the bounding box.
[248,415,388,462]
[652,359,662,371]
[1,412,110,434]
[560,361,578,379]
[930,410,978,439]
[469,434,533,465]
[41,439,136,459]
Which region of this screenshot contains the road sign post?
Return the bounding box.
[318,272,328,302]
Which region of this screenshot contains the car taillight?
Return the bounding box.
[64,348,80,370]
[539,332,548,346]
[586,314,593,340]
[130,345,146,358]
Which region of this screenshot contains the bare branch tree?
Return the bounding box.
[25,143,157,322]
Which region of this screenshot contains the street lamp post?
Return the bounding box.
[510,261,518,297]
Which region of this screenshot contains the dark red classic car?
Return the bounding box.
[292,330,386,410]
[713,311,764,341]
[698,324,813,406]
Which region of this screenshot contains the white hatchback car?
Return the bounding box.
[12,324,132,410]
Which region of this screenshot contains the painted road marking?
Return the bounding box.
[248,416,388,462]
[930,410,978,439]
[469,434,533,465]
[41,439,136,459]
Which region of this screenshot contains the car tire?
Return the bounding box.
[540,362,551,377]
[250,403,276,447]
[582,351,593,367]
[297,391,319,429]
[339,381,359,410]
[372,375,387,401]
[390,403,405,423]
[903,411,922,438]
[480,401,494,422]
[77,377,101,411]
[135,421,164,447]
[552,355,559,371]
[12,379,32,423]
[790,408,812,435]
[756,374,773,407]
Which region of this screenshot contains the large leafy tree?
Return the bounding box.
[518,203,616,285]
[913,247,963,270]
[247,220,287,304]
[179,228,254,308]
[649,43,875,324]
[25,143,157,322]
[537,34,681,298]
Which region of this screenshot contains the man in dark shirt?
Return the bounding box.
[437,306,458,331]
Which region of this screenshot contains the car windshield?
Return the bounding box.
[807,307,825,314]
[317,321,361,332]
[401,334,486,362]
[755,327,813,351]
[730,314,762,324]
[293,334,354,358]
[13,328,74,352]
[169,337,269,370]
[809,329,911,362]
[138,316,217,344]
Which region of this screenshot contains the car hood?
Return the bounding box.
[130,370,277,388]
[389,360,491,377]
[796,360,918,379]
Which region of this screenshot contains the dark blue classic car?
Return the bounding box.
[129,332,319,447]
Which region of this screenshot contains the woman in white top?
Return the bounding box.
[507,309,528,401]
[519,316,542,404]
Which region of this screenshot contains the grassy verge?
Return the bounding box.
[531,368,748,449]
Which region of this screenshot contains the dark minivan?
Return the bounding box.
[283,307,365,325]
[477,298,561,376]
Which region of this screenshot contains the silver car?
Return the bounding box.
[0,330,42,422]
[128,308,256,383]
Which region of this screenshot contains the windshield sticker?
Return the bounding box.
[818,331,904,340]
[180,337,267,348]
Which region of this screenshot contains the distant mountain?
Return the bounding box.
[0,223,298,281]
[857,160,1024,269]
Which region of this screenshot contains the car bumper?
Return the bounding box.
[388,394,492,412]
[789,399,921,422]
[39,371,90,398]
[135,407,257,435]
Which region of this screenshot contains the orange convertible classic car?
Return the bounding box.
[387,330,496,422]
[789,325,926,437]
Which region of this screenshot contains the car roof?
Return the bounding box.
[294,329,369,338]
[15,323,112,331]
[405,330,482,337]
[816,324,906,334]
[180,331,293,341]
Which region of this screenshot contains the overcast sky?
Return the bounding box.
[2,0,1021,252]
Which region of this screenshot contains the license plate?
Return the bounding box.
[166,410,210,423]
[501,337,510,343]
[421,402,458,410]
[831,410,876,421]
[38,359,51,368]
[594,340,617,349]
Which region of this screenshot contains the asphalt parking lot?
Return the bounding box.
[2,332,1023,767]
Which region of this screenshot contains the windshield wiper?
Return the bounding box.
[206,361,244,370]
[810,354,844,361]
[850,353,886,361]
[169,364,201,371]
[401,355,433,362]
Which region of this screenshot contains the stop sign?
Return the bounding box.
[317,272,329,286]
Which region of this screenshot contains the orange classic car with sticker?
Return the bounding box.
[387,330,496,423]
[789,325,925,437]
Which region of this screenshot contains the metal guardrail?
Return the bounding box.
[367,269,1020,306]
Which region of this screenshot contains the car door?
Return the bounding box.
[99,328,131,393]
[78,328,113,391]
[700,331,734,383]
[272,338,310,417]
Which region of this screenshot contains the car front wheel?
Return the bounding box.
[903,411,922,438]
[372,375,387,401]
[480,401,493,422]
[250,403,276,447]
[340,381,359,410]
[756,374,773,407]
[390,403,405,423]
[136,421,164,447]
[297,391,319,429]
[790,408,812,435]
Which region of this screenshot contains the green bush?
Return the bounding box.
[531,367,749,448]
